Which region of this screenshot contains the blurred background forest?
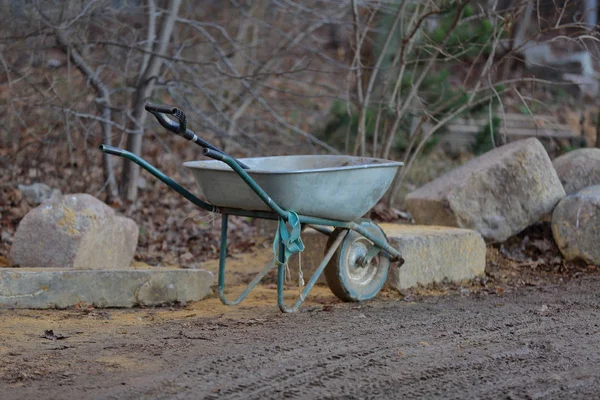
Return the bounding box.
[1,0,600,266]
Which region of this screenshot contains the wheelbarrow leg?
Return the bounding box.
[217,214,276,305]
[277,229,348,313]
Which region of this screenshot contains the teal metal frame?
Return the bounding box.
[100,145,403,312]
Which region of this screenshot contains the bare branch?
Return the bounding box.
[121,0,183,201]
[54,29,119,200]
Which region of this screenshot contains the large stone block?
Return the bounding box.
[406,138,565,242]
[9,194,138,269]
[384,224,486,290]
[552,185,600,265]
[0,267,213,308]
[552,148,600,195]
[285,224,486,290]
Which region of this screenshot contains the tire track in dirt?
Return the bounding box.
[167,280,599,399]
[4,276,600,400]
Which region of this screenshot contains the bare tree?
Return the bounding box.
[1,1,351,199]
[1,0,599,210]
[121,0,182,201]
[337,0,600,206]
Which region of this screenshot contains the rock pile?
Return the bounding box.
[406,138,600,266]
[2,193,213,308]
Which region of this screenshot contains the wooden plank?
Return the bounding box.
[500,128,577,139]
[445,125,577,139]
[452,114,565,129]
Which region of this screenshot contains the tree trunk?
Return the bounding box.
[500,0,534,81]
[55,30,120,201]
[121,0,182,201]
[583,0,598,29]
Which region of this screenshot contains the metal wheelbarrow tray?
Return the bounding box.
[100,103,405,313]
[185,155,401,222]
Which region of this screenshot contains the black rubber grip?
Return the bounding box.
[172,108,187,133]
[145,103,176,114]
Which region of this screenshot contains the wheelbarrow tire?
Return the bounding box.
[324,220,390,302]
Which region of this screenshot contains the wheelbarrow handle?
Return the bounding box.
[145,102,249,170]
[99,144,218,213]
[145,102,187,134]
[203,148,288,220]
[202,148,225,161]
[144,103,177,115]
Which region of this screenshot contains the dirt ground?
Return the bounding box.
[1,264,600,400]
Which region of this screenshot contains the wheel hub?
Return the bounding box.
[345,240,378,285]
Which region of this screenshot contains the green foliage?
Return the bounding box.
[471,115,501,155]
[398,68,486,125]
[319,100,440,155]
[561,136,589,153]
[322,2,509,158]
[429,3,503,61]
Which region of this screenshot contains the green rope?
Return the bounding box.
[273,211,305,266]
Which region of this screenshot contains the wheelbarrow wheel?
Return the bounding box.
[324,220,390,302]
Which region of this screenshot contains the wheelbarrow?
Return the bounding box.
[100,104,404,313]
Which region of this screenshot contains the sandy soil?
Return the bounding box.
[2,271,600,399]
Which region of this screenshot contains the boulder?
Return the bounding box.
[9,194,138,269]
[406,138,565,242]
[552,185,600,265]
[552,148,600,195]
